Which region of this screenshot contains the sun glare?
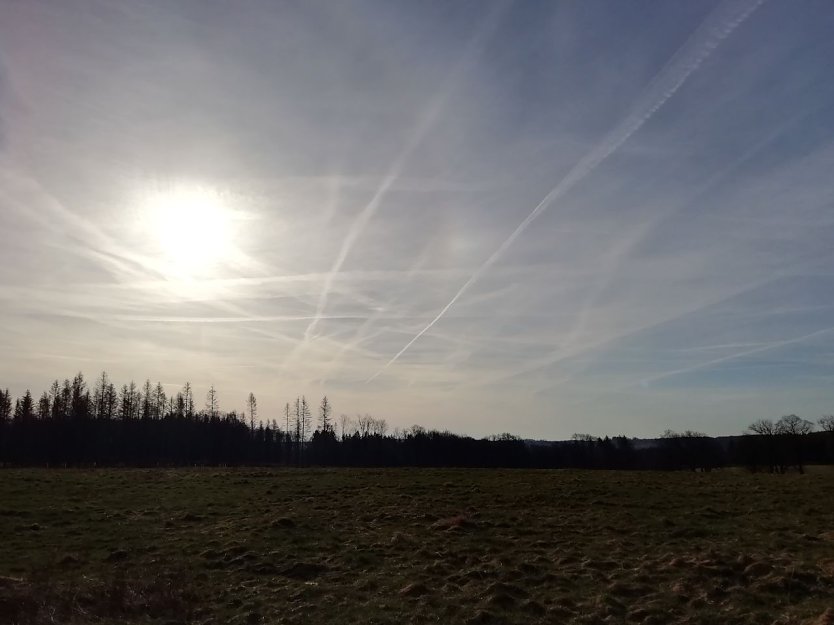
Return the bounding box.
[141,185,236,279]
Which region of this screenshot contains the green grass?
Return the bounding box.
[1,468,833,624]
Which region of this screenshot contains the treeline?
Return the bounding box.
[1,372,833,470]
[551,421,834,473]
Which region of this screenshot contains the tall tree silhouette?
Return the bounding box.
[293,397,302,463]
[301,396,311,450]
[154,383,166,420]
[141,379,153,420]
[206,385,219,419]
[14,390,35,421]
[1,388,13,422]
[248,393,257,431]
[70,373,89,420]
[319,396,332,433]
[37,392,50,419]
[182,382,194,419]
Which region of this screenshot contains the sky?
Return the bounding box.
[1,0,833,439]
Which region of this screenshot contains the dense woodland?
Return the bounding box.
[1,372,833,471]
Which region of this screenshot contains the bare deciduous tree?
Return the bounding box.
[749,416,814,473]
[357,414,372,437]
[776,414,814,474]
[661,429,706,438]
[370,417,388,437]
[339,414,351,440]
[748,418,781,473]
[776,414,814,436]
[571,433,597,443]
[748,419,776,436]
[406,425,426,438]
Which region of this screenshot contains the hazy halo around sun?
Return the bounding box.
[139,184,237,280]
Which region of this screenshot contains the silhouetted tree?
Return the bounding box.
[154,382,166,420]
[141,379,153,420]
[370,417,388,437]
[1,388,13,422]
[292,397,302,463]
[37,392,50,420]
[748,418,781,473]
[172,392,183,418]
[284,402,292,460]
[819,415,834,463]
[659,430,718,471]
[319,396,332,433]
[93,372,106,419]
[182,382,194,419]
[14,390,35,422]
[247,392,257,431]
[120,381,140,421]
[301,396,311,445]
[776,414,814,474]
[339,414,351,441]
[357,414,372,437]
[48,380,61,420]
[0,388,9,465]
[206,385,219,419]
[571,433,596,442]
[68,374,89,419]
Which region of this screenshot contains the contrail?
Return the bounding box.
[301,1,512,343]
[367,0,766,382]
[525,108,803,386]
[640,326,834,387]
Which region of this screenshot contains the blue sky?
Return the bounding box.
[1,0,833,438]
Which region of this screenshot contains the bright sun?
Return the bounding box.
[142,185,235,279]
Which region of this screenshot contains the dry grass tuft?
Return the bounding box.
[812,608,834,625]
[105,548,129,562]
[280,561,328,580]
[431,514,472,531]
[399,581,429,597]
[271,516,296,528]
[0,567,197,625]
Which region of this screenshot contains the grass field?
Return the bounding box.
[1,468,833,625]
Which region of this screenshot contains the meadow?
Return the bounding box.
[1,468,833,625]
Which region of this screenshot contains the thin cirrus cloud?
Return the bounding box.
[0,0,833,438]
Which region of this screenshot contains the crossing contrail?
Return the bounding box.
[640,326,834,387]
[367,0,766,382]
[301,1,512,344]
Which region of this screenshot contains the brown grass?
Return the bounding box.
[1,468,833,624]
